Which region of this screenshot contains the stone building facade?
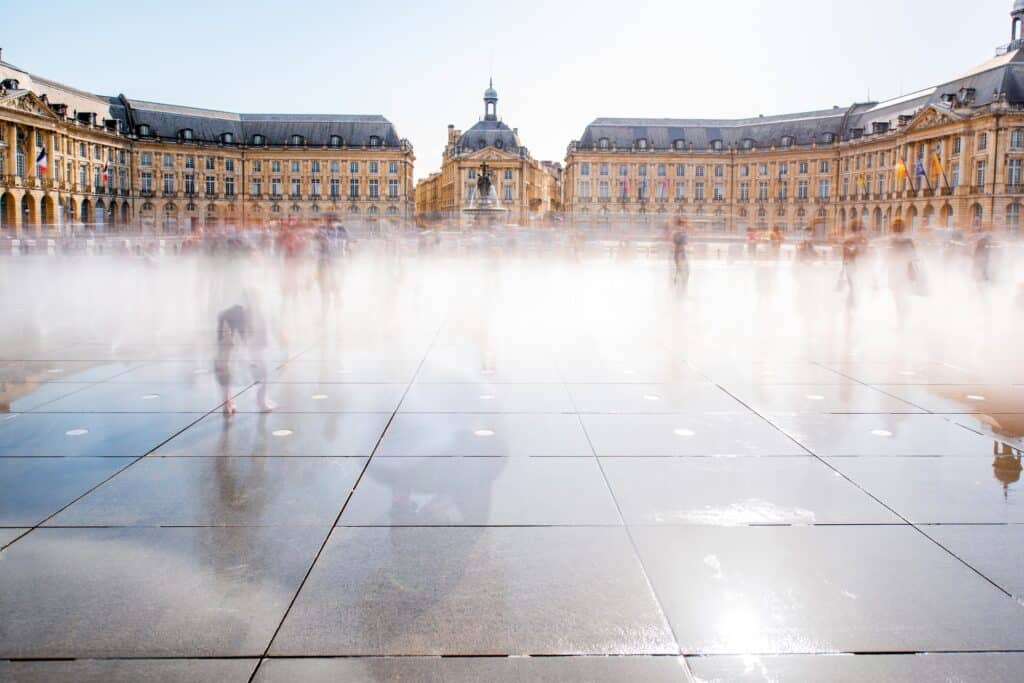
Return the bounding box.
[0,57,414,235]
[415,83,561,225]
[564,2,1024,235]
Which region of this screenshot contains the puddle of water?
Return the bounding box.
[272,429,293,437]
[65,428,89,436]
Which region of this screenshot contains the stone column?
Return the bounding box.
[6,123,17,178]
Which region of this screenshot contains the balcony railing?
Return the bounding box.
[971,186,987,194]
[1006,184,1024,194]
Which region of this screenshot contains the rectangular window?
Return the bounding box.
[369,161,379,174]
[675,182,685,199]
[79,165,87,188]
[271,178,281,196]
[877,175,885,195]
[675,164,685,177]
[600,163,609,176]
[1013,130,1024,150]
[951,162,960,188]
[78,142,86,157]
[225,176,235,196]
[251,178,262,196]
[976,160,987,187]
[163,153,173,168]
[758,164,768,176]
[369,178,379,198]
[253,160,262,172]
[1010,159,1023,186]
[141,171,152,192]
[205,157,215,171]
[225,159,235,172]
[713,183,725,201]
[205,176,216,195]
[118,150,125,164]
[291,178,301,196]
[797,180,809,199]
[778,183,788,200]
[580,180,591,198]
[638,165,648,177]
[657,164,667,177]
[779,162,788,176]
[140,152,152,166]
[694,182,705,201]
[389,161,398,174]
[714,165,724,178]
[185,174,195,194]
[739,182,750,200]
[310,178,320,196]
[799,162,808,174]
[979,133,988,151]
[757,181,768,200]
[349,178,360,198]
[330,161,339,174]
[740,165,749,178]
[695,165,705,177]
[311,160,320,174]
[271,160,281,173]
[819,161,830,174]
[291,160,300,173]
[580,162,590,176]
[599,180,609,198]
[119,170,126,190]
[619,164,628,176]
[350,161,359,174]
[818,179,830,199]
[504,185,513,201]
[330,178,340,197]
[388,178,399,198]
[185,156,195,169]
[504,169,513,181]
[162,173,174,193]
[953,137,962,155]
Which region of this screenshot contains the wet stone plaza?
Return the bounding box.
[2,239,1024,682]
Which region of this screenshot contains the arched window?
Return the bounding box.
[252,134,265,146]
[780,136,793,148]
[636,138,648,150]
[1008,203,1020,230]
[711,140,724,151]
[290,134,304,146]
[180,128,193,141]
[369,136,381,147]
[821,133,836,144]
[599,137,610,149]
[330,135,342,147]
[973,203,983,227]
[741,139,754,150]
[495,139,504,149]
[137,124,151,136]
[673,139,685,150]
[221,132,233,144]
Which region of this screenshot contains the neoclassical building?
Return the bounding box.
[0,56,415,235]
[415,83,561,224]
[565,1,1024,235]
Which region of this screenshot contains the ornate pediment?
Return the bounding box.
[0,90,61,121]
[903,104,965,133]
[463,147,519,162]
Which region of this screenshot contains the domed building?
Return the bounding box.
[415,82,562,224]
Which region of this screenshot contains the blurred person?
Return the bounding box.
[768,226,784,258]
[671,222,689,296]
[214,289,274,415]
[315,223,348,327]
[972,230,994,285]
[839,221,869,309]
[887,219,920,326]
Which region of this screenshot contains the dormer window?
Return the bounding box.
[137,124,151,136]
[957,87,976,105]
[636,138,648,150]
[673,139,685,150]
[251,134,265,146]
[290,134,304,146]
[180,128,193,141]
[711,140,724,151]
[221,132,233,144]
[329,135,342,147]
[369,135,381,147]
[742,139,754,150]
[599,137,610,149]
[495,139,504,149]
[780,136,793,147]
[821,133,836,144]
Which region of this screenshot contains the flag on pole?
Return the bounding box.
[930,152,947,188]
[895,158,908,188]
[35,146,47,174]
[915,158,931,191]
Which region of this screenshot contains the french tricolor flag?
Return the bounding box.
[35,146,47,174]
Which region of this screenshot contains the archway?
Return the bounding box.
[80,198,91,224]
[873,207,882,233]
[41,195,55,225]
[108,200,118,226]
[121,203,129,224]
[1007,203,1021,232]
[839,208,847,231]
[94,199,105,226]
[971,203,983,228]
[923,204,934,228]
[0,192,16,227]
[21,194,37,226]
[907,205,919,232]
[941,204,954,228]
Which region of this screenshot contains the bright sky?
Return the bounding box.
[4,0,1015,180]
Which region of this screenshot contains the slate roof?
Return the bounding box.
[577,49,1024,150]
[457,118,522,153]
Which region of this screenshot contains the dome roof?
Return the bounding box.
[457,118,521,153]
[484,85,498,100]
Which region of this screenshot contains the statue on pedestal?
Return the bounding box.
[476,162,493,204]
